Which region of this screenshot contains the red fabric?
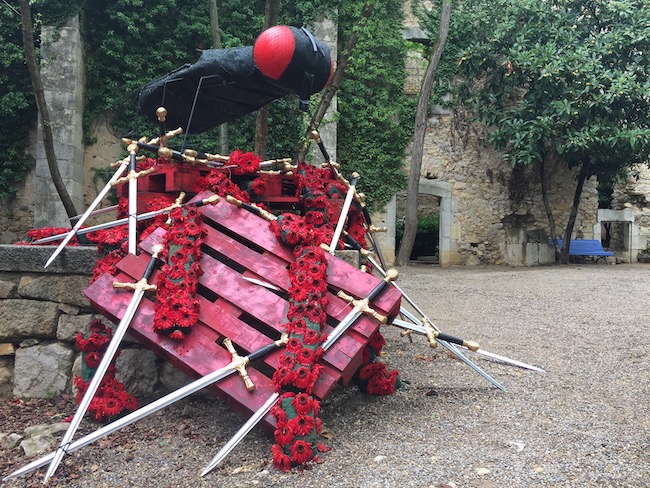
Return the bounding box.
[254,25,295,80]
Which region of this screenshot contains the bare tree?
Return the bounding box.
[395,0,451,266]
[208,0,229,155]
[254,0,281,159]
[19,0,78,218]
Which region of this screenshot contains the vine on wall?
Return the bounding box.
[0,0,412,210]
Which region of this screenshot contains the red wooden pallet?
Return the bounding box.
[84,191,401,431]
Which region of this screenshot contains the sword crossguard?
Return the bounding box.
[164,192,186,225]
[112,279,157,293]
[225,195,276,222]
[336,291,387,324]
[110,167,157,187]
[149,127,183,147]
[421,317,439,349]
[222,338,255,392]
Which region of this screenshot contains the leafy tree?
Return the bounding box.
[455,0,650,263]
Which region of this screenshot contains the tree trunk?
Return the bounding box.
[560,160,590,264]
[19,0,78,219]
[254,0,281,158]
[209,0,229,154]
[296,5,373,162]
[540,157,561,260]
[395,0,451,266]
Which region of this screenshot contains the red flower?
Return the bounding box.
[251,178,268,195]
[369,330,386,352]
[169,330,186,341]
[273,366,295,389]
[290,440,313,464]
[271,444,292,471]
[84,351,101,369]
[270,403,288,424]
[101,397,124,417]
[297,347,315,365]
[286,337,303,354]
[288,414,315,436]
[292,366,314,390]
[302,329,320,346]
[278,354,296,370]
[291,393,313,416]
[274,424,294,445]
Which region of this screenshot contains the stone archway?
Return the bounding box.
[376,179,459,266]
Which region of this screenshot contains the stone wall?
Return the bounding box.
[611,164,650,253]
[0,245,190,400]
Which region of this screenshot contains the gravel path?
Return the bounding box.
[3,263,649,487]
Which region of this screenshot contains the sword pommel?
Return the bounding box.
[156,107,167,122]
[201,194,221,206]
[223,338,254,392]
[369,225,388,233]
[310,130,321,143]
[463,340,480,352]
[383,268,399,283]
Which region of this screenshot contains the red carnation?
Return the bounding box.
[84,351,102,369]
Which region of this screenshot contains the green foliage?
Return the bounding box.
[337,0,415,210]
[396,213,440,258]
[454,0,650,177]
[1,0,414,209]
[0,4,36,199]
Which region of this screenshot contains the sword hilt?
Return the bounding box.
[164,192,186,226]
[110,167,156,186]
[222,338,254,392]
[112,244,164,292]
[225,195,277,222]
[420,318,480,351]
[369,225,388,233]
[336,290,387,324]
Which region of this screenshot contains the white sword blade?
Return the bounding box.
[44,160,128,268]
[43,286,145,483]
[4,361,242,481]
[474,349,546,373]
[201,392,280,476]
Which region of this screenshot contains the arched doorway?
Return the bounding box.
[380,179,459,266]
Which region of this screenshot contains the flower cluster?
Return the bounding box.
[73,319,137,422]
[153,207,204,341]
[353,329,400,396]
[270,244,329,470]
[270,392,329,470]
[229,149,262,175]
[198,170,251,202]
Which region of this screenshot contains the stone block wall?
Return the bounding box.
[0,245,192,400]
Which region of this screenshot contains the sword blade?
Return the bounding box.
[42,247,161,483]
[474,349,545,373]
[44,159,128,268]
[4,360,244,480]
[201,392,280,476]
[329,174,359,252]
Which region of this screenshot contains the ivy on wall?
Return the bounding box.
[0,0,413,210]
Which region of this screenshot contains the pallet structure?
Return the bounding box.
[84,188,401,431]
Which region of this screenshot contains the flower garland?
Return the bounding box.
[268,237,330,470]
[73,319,137,422]
[152,206,204,341]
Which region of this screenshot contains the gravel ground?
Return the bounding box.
[2,262,649,487]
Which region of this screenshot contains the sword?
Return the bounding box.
[391,318,545,373]
[329,173,359,253]
[201,268,399,475]
[32,194,220,245]
[42,245,163,484]
[69,204,118,222]
[44,157,129,268]
[127,141,138,254]
[340,232,511,388]
[3,334,288,481]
